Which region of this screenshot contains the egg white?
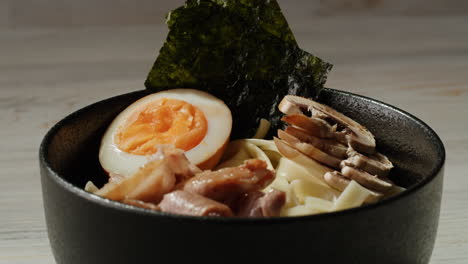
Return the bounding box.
[99,89,232,177]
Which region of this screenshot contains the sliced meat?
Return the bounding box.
[235,191,264,217]
[281,114,335,139]
[277,129,341,168]
[285,126,348,159]
[96,147,196,204]
[260,189,286,217]
[159,190,233,217]
[96,158,175,203]
[341,148,393,177]
[236,189,286,217]
[181,159,275,205]
[123,199,160,211]
[324,171,351,192]
[341,166,392,193]
[279,95,376,154]
[163,147,202,182]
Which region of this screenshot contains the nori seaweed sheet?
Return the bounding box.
[145,0,333,139]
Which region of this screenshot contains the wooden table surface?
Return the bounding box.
[1,15,467,263]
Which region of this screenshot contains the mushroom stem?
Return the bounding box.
[285,126,348,159]
[282,114,335,139]
[278,129,341,168]
[324,171,350,192]
[341,148,393,177]
[341,166,392,193]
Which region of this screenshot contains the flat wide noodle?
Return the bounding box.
[283,205,321,217]
[84,181,99,193]
[290,179,339,203]
[246,139,279,152]
[332,180,374,211]
[304,197,334,213]
[253,119,271,139]
[217,140,274,170]
[276,157,330,187]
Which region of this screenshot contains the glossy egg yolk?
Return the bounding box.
[115,98,208,155]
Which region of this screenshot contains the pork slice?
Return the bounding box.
[279,95,377,154]
[159,190,233,217]
[181,159,275,204]
[235,189,286,217]
[96,147,196,204]
[96,158,175,203]
[260,189,286,217]
[163,147,202,183]
[235,191,264,217]
[123,199,160,211]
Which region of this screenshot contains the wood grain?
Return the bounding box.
[3,0,468,28]
[1,15,467,263]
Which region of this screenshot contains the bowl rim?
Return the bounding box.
[39,88,446,223]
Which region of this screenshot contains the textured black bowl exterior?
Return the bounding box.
[39,89,445,264]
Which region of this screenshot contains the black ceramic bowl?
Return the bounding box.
[39,88,445,264]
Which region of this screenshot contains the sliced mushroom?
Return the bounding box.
[324,172,382,203]
[341,148,393,177]
[273,137,334,182]
[281,114,335,139]
[311,108,329,120]
[277,129,342,168]
[279,95,376,154]
[285,126,348,159]
[278,96,306,115]
[341,166,392,193]
[324,171,351,192]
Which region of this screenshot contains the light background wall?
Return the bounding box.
[1,0,468,28]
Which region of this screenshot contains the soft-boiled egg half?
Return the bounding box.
[99,89,232,178]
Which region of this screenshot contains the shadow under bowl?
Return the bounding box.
[39,88,445,264]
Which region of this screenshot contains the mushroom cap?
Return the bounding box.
[279,95,376,154]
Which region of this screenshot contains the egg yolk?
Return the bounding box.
[115,98,208,155]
